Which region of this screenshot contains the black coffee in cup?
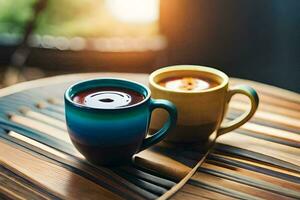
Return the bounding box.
[65,78,177,165]
[73,87,145,109]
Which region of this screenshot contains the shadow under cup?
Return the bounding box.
[149,65,259,145]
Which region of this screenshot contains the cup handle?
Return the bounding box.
[139,99,177,151]
[217,85,259,136]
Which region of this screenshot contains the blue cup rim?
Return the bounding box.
[64,77,151,111]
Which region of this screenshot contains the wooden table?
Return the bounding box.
[0,73,299,200]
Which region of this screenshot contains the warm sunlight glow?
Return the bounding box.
[105,0,159,23]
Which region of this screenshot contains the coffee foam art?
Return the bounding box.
[73,87,144,109]
[83,91,132,109]
[159,77,218,92]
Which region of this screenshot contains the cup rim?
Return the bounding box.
[65,77,151,110]
[149,65,229,94]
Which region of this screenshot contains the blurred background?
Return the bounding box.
[0,0,299,92]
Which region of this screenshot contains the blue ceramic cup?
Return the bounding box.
[64,78,177,165]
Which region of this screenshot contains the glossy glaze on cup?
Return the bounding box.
[149,65,259,144]
[65,78,177,165]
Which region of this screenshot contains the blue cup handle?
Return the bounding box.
[139,99,177,151]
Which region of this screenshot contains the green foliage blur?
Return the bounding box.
[0,0,158,37]
[0,0,36,34]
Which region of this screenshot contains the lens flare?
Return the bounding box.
[106,0,159,23]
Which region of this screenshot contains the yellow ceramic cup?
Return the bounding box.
[149,65,259,144]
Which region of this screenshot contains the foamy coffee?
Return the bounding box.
[150,65,259,145]
[158,76,219,92]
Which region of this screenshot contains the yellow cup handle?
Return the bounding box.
[217,85,259,136]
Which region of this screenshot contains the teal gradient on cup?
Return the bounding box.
[64,78,177,165]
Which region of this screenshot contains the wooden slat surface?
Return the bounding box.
[0,73,299,199]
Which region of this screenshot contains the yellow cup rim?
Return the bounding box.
[149,65,229,94]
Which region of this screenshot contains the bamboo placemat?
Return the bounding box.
[0,73,299,200]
